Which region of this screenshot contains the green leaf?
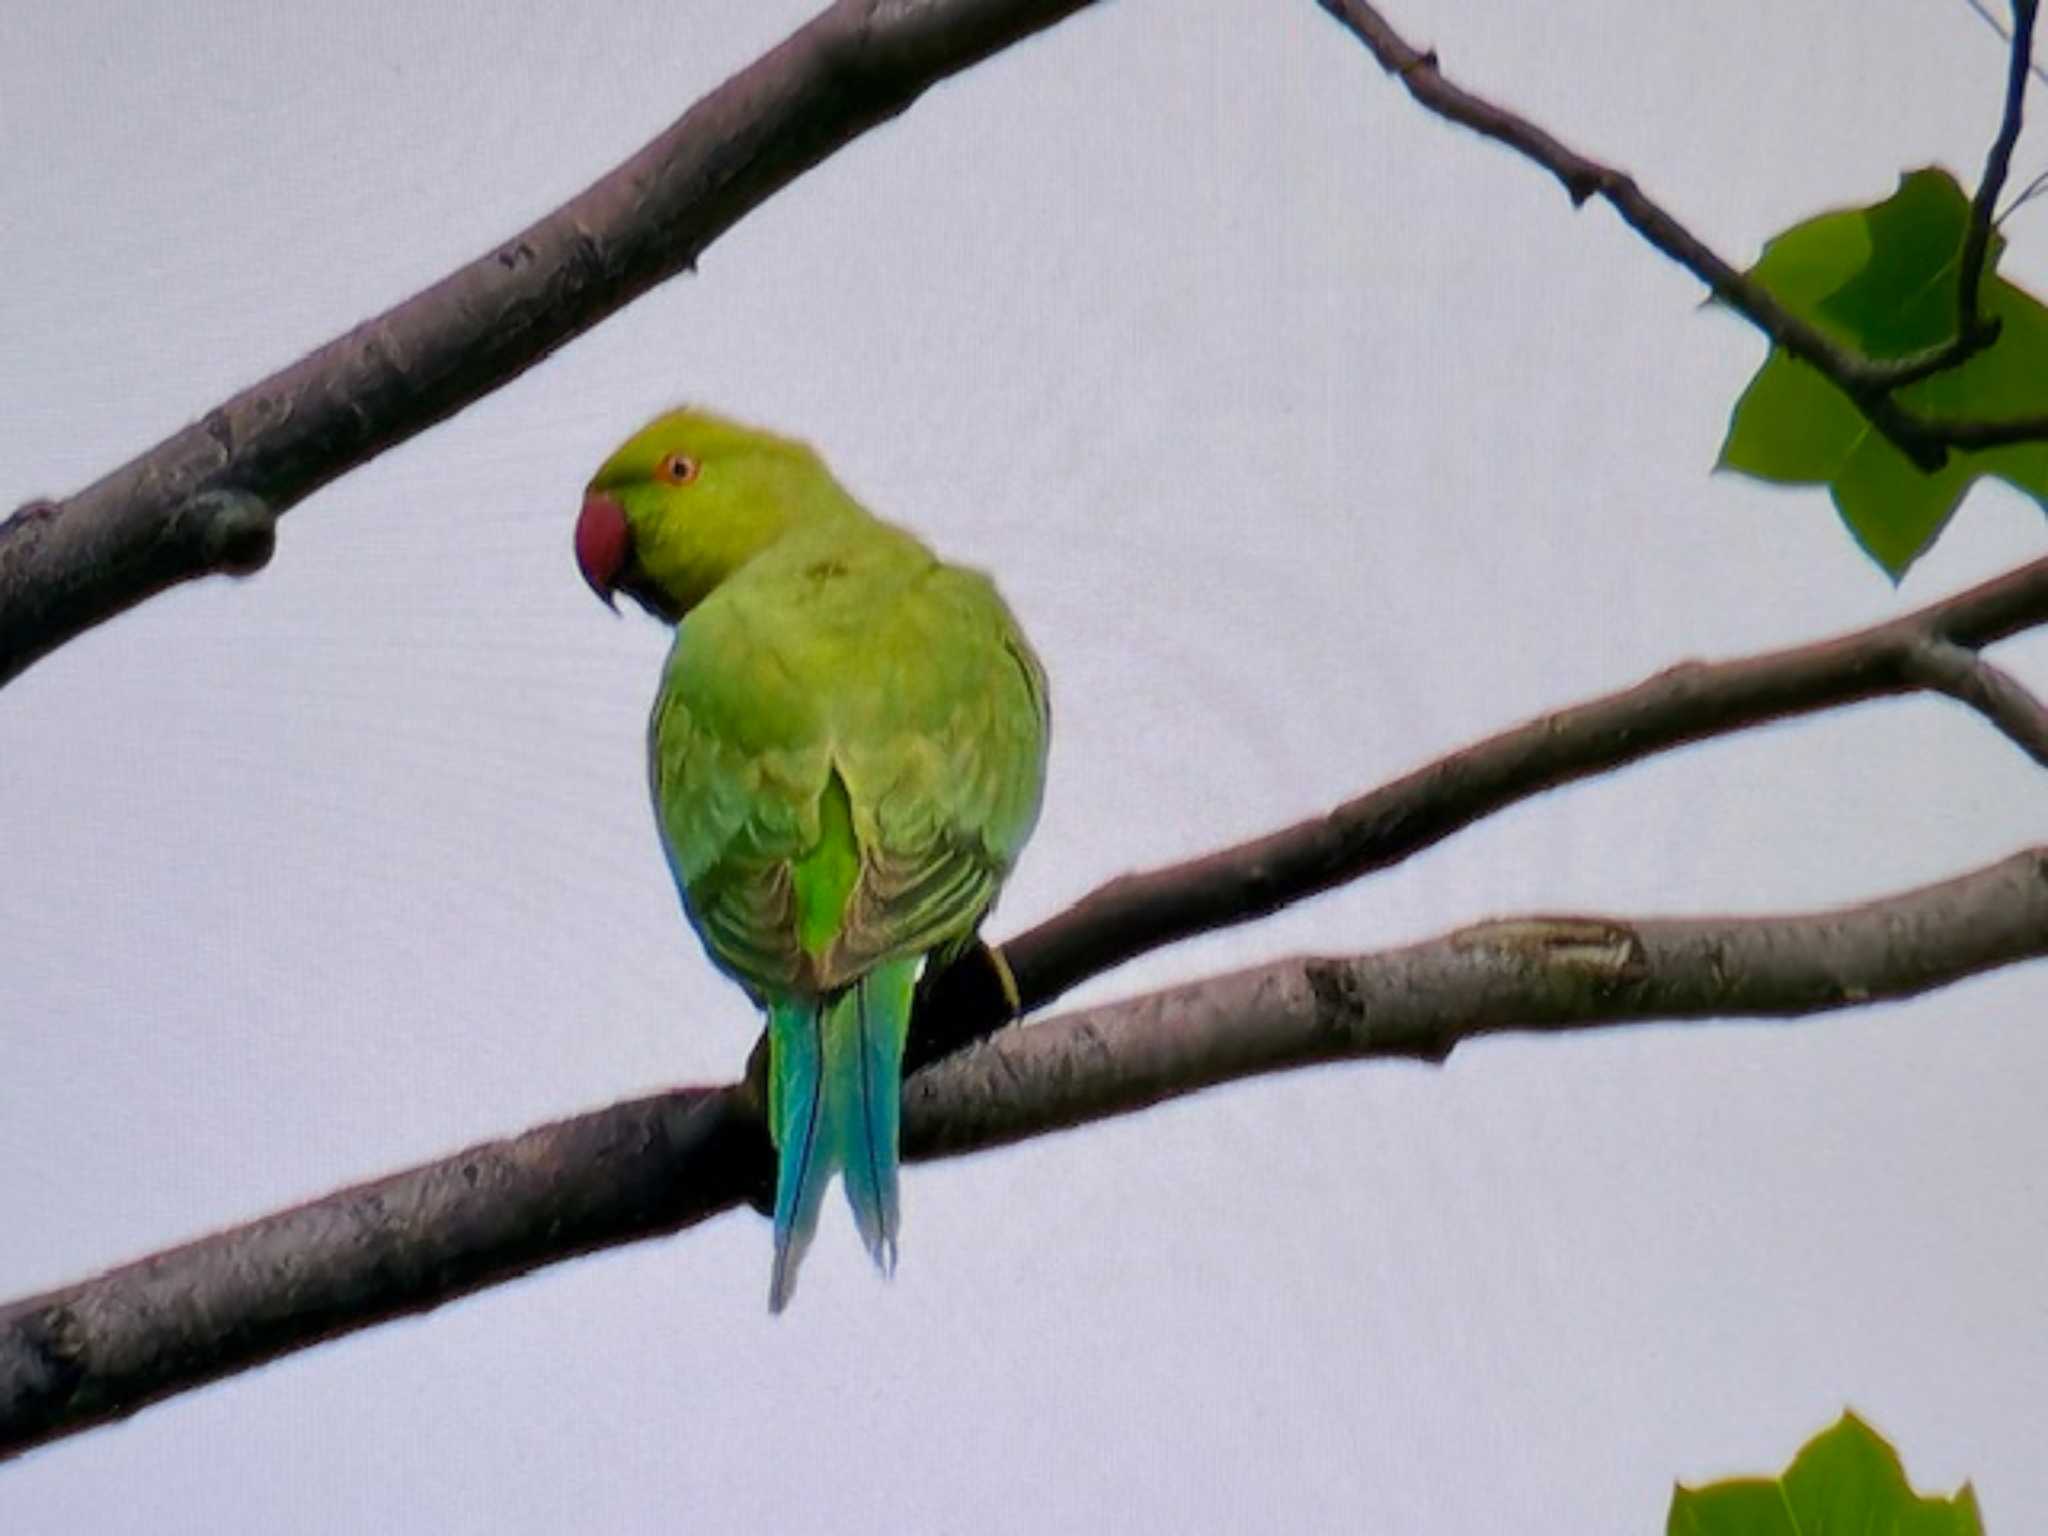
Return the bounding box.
[1718,167,2048,578]
[1667,1412,1984,1535]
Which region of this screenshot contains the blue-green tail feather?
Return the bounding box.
[767,1000,829,1313]
[763,957,918,1312]
[839,960,916,1273]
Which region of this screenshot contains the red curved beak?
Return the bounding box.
[575,491,630,610]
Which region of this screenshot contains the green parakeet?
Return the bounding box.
[575,408,1050,1310]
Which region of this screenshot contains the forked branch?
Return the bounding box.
[1312,0,2047,467]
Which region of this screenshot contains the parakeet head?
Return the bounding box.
[575,407,855,621]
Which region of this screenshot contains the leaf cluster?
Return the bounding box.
[1723,169,2048,577]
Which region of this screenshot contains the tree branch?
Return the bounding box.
[997,555,2048,1018]
[1959,0,2039,332]
[912,850,2048,1154]
[0,0,1099,690]
[1900,636,2048,766]
[1311,0,2044,471]
[1964,0,2048,93]
[5,850,2042,1463]
[4,555,2047,1460]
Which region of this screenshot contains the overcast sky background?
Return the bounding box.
[4,0,2047,1529]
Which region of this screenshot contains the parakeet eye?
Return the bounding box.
[655,453,700,486]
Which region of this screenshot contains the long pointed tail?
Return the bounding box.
[766,999,829,1314]
[837,959,916,1273]
[764,957,918,1313]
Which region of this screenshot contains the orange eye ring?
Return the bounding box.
[655,452,700,486]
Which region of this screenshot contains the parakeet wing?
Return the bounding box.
[650,538,1048,1000]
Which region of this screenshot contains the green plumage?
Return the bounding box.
[580,408,1049,1311]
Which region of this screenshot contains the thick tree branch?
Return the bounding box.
[0,0,1098,690]
[912,850,2048,1154]
[5,850,2043,1463]
[0,1089,769,1464]
[4,556,2047,1460]
[1311,0,2045,470]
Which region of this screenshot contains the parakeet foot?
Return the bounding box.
[988,944,1023,1019]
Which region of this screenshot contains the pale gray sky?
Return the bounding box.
[4,1,2046,1529]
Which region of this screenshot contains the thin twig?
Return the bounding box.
[1997,163,2048,223]
[1312,0,2047,470]
[1964,0,2048,89]
[1958,1,2037,334]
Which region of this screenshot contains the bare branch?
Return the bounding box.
[5,553,2048,1459]
[1958,1,2037,334]
[6,849,2043,1462]
[1310,0,2044,469]
[0,1087,764,1464]
[914,850,2048,1155]
[0,0,1099,690]
[1901,636,2048,766]
[1001,555,2048,1014]
[1964,0,2048,88]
